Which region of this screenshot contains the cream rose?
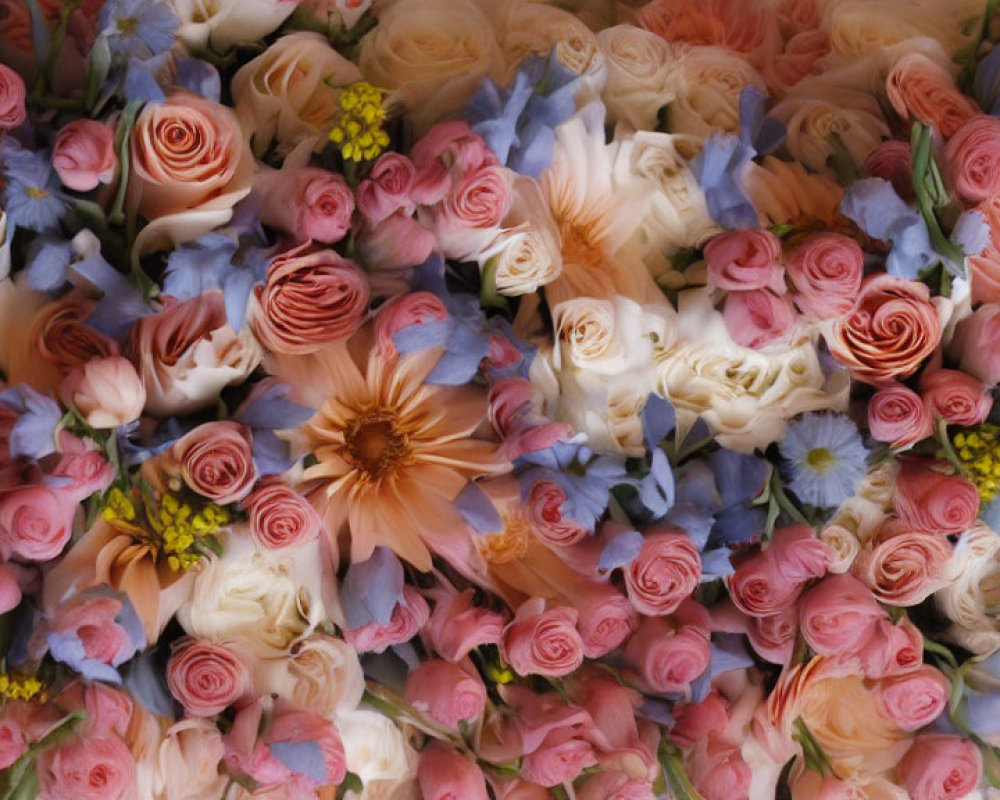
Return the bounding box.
[936,524,1000,656]
[819,524,861,574]
[335,707,418,799]
[598,25,680,130]
[152,718,228,800]
[177,533,325,658]
[170,0,299,51]
[256,633,365,716]
[232,31,364,156]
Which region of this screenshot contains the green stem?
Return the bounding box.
[769,471,813,528]
[935,419,967,477]
[110,104,140,227]
[28,0,80,102]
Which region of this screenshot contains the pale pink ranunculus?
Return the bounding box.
[919,368,992,426]
[343,584,430,653]
[875,664,950,731]
[172,420,257,506]
[868,383,933,449]
[405,659,487,728]
[886,52,980,139]
[623,617,710,694]
[410,120,497,205]
[245,480,322,550]
[502,597,585,678]
[48,432,115,504]
[256,166,355,244]
[747,606,798,664]
[0,63,25,132]
[856,616,924,679]
[48,592,139,669]
[900,735,982,800]
[526,480,588,547]
[722,288,796,349]
[166,638,253,717]
[0,562,21,614]
[0,484,76,562]
[797,573,886,657]
[953,302,1000,385]
[893,460,980,535]
[703,229,784,293]
[357,152,417,225]
[418,744,490,800]
[521,729,598,788]
[865,140,914,202]
[686,736,751,800]
[424,587,505,663]
[58,355,146,429]
[52,119,116,192]
[786,233,864,320]
[37,735,136,800]
[431,163,514,260]
[624,529,701,616]
[945,115,1000,206]
[251,242,370,354]
[669,692,730,748]
[852,523,953,606]
[574,582,638,658]
[372,290,449,360]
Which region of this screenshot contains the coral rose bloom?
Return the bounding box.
[278,338,507,570]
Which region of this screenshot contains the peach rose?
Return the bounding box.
[874,665,950,731]
[899,735,982,800]
[131,91,253,251]
[52,119,116,192]
[919,368,992,426]
[945,115,1000,205]
[852,523,953,606]
[245,480,322,550]
[786,233,864,320]
[31,291,119,384]
[0,63,25,131]
[153,718,228,800]
[251,243,370,354]
[255,166,355,244]
[172,420,258,506]
[703,229,784,293]
[886,52,979,139]
[58,356,146,429]
[502,597,585,678]
[722,289,796,349]
[624,530,702,616]
[405,659,487,728]
[867,383,933,449]
[827,274,942,385]
[623,617,710,694]
[166,638,253,717]
[893,461,979,536]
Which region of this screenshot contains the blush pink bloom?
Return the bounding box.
[953,303,1000,385]
[257,166,355,243]
[252,243,370,354]
[263,707,347,789]
[58,355,146,429]
[521,728,598,788]
[527,480,588,547]
[0,715,26,770]
[166,638,253,717]
[0,484,76,562]
[669,692,730,748]
[0,63,26,132]
[489,378,573,462]
[747,606,798,664]
[623,617,711,694]
[343,585,430,653]
[868,383,934,448]
[919,368,992,426]
[797,573,887,657]
[624,529,702,616]
[432,164,514,259]
[574,582,638,658]
[875,664,950,731]
[356,210,437,277]
[886,52,980,139]
[405,659,487,728]
[893,460,980,535]
[418,744,490,800]
[48,432,115,504]
[75,683,133,739]
[503,597,585,678]
[865,140,914,202]
[424,587,505,662]
[37,735,136,800]
[172,420,257,506]
[852,523,953,606]
[373,290,449,360]
[0,562,21,614]
[577,772,655,800]
[768,524,833,584]
[410,120,497,205]
[47,592,139,669]
[686,737,752,800]
[357,152,417,224]
[722,288,796,349]
[52,119,116,192]
[786,233,865,320]
[703,229,784,292]
[900,735,982,800]
[856,617,924,679]
[945,115,1000,205]
[244,480,322,550]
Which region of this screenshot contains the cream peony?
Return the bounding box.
[335,707,418,800]
[256,633,365,716]
[169,0,299,51]
[598,25,681,130]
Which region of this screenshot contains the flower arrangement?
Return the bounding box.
[3,0,1000,798]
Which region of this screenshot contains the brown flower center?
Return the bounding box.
[343,412,409,479]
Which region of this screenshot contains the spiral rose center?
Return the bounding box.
[344,414,409,478]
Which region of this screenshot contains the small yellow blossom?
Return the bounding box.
[954,424,1000,502]
[329,81,391,163]
[0,672,44,702]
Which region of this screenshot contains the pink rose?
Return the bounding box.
[865,140,915,202]
[920,368,992,426]
[577,772,655,800]
[953,303,1000,385]
[786,233,864,320]
[521,729,598,788]
[875,664,950,731]
[343,584,430,653]
[886,52,980,139]
[172,420,258,506]
[47,591,141,672]
[945,115,1000,206]
[797,573,886,656]
[526,480,588,547]
[624,530,702,616]
[0,484,76,562]
[410,120,497,205]
[48,432,115,504]
[263,707,346,789]
[418,744,490,800]
[166,638,253,717]
[0,562,21,614]
[405,659,487,728]
[489,379,572,461]
[503,597,585,678]
[852,523,953,606]
[256,166,355,243]
[356,211,437,277]
[37,735,136,800]
[432,164,514,259]
[623,617,710,694]
[722,288,796,349]
[747,607,798,664]
[252,243,370,354]
[0,715,26,770]
[245,480,322,549]
[0,63,26,132]
[358,152,416,224]
[574,583,638,658]
[856,617,924,679]
[868,383,934,448]
[424,587,505,662]
[687,737,751,800]
[900,735,982,800]
[52,119,116,192]
[75,683,133,740]
[703,229,784,292]
[767,524,832,583]
[373,290,449,359]
[58,356,146,429]
[893,460,980,535]
[669,692,730,748]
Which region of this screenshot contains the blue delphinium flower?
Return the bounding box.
[96,0,179,61]
[1,140,67,233]
[779,412,869,508]
[974,45,1000,117]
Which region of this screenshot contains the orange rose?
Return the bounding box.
[886,52,979,138]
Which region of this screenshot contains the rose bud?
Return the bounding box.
[58,356,146,429]
[52,119,117,193]
[405,659,487,728]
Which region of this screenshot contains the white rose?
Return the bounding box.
[153,718,228,800]
[667,46,766,139]
[178,532,325,658]
[256,633,365,716]
[936,524,1000,656]
[336,707,418,800]
[169,0,299,52]
[598,25,680,130]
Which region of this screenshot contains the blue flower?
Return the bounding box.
[1,139,67,233]
[779,412,869,508]
[974,45,1000,117]
[97,0,179,61]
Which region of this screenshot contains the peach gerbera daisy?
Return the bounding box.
[274,336,508,571]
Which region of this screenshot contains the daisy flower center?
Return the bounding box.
[344,413,409,479]
[805,447,836,472]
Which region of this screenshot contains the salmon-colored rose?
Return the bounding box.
[827,274,942,384]
[405,659,486,728]
[703,229,784,293]
[874,664,949,731]
[166,638,253,717]
[30,291,119,392]
[623,617,711,694]
[900,735,982,800]
[251,243,370,354]
[945,115,1000,205]
[865,140,914,202]
[172,421,258,506]
[893,460,979,536]
[852,522,952,606]
[919,368,992,427]
[37,735,136,800]
[0,63,25,132]
[624,530,701,616]
[722,289,796,350]
[786,233,864,320]
[867,383,933,449]
[245,480,322,550]
[886,53,979,139]
[502,597,584,678]
[255,166,355,244]
[798,573,885,657]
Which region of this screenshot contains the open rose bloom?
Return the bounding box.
[3,0,1000,797]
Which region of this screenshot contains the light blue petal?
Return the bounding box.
[27,238,73,291]
[641,394,676,451]
[341,547,405,629]
[454,481,503,534]
[599,529,644,571]
[270,740,328,783]
[122,648,176,717]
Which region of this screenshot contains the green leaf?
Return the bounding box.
[827,132,861,187]
[923,634,960,669]
[336,772,363,800]
[658,741,706,800]
[479,256,509,313]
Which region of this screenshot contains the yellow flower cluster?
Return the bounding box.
[953,424,1000,502]
[329,81,390,162]
[0,672,44,702]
